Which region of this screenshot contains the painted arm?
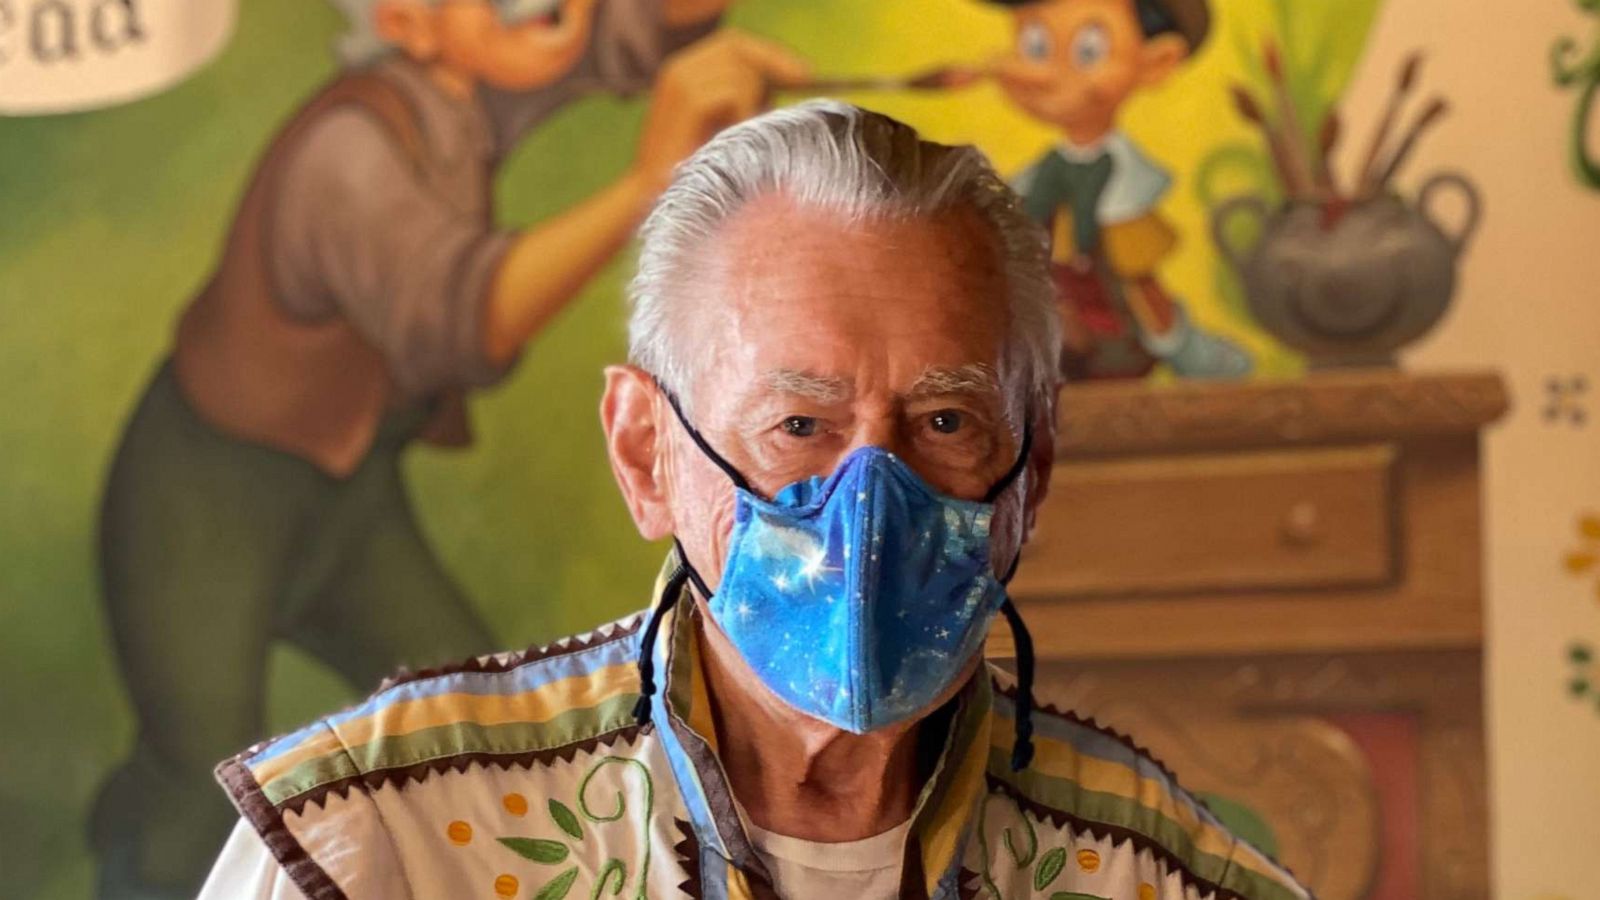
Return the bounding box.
[481,30,809,366]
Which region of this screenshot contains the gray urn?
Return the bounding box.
[1212,172,1480,368]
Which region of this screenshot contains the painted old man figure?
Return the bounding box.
[195,103,1310,900]
[91,1,806,896]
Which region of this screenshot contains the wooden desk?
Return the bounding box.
[996,369,1508,900]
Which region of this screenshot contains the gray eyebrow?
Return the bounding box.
[759,368,854,404]
[906,363,1002,400]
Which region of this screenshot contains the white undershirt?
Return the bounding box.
[742,812,912,900]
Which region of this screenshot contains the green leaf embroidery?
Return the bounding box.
[1035,847,1067,891]
[549,798,584,840]
[534,866,580,900]
[591,859,627,898]
[497,837,570,864]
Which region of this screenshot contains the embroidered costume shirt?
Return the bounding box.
[204,562,1312,900]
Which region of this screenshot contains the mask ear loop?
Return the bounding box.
[990,420,1037,770]
[998,552,1035,771]
[632,548,692,726]
[655,378,754,494]
[983,424,1034,503]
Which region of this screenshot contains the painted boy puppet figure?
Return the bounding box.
[91,1,806,897]
[196,103,1309,900]
[988,0,1250,380]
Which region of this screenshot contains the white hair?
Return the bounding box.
[627,100,1061,425]
[328,0,400,67]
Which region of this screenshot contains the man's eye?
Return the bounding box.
[780,416,819,437]
[1019,22,1052,61]
[929,411,964,435]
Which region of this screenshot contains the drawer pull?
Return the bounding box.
[1281,501,1323,547]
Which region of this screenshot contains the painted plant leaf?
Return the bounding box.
[1565,551,1596,574]
[549,798,583,840]
[497,837,569,864]
[1035,847,1067,891]
[533,866,580,900]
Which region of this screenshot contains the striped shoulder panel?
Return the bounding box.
[216,611,649,815]
[984,668,1311,900]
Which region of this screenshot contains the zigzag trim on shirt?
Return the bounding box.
[987,676,1310,900]
[216,756,348,900]
[991,676,1187,787]
[984,776,1307,900]
[378,611,647,690]
[289,724,649,815]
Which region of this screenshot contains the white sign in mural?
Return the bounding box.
[0,0,236,115]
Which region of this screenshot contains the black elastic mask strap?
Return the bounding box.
[999,598,1037,771]
[631,555,690,726]
[655,378,753,494]
[983,423,1035,504]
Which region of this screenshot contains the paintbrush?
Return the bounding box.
[1230,84,1313,198]
[797,66,986,93]
[1374,96,1449,188]
[1262,40,1317,197]
[1356,51,1424,194]
[1315,107,1341,196]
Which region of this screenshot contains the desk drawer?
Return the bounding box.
[1013,444,1397,598]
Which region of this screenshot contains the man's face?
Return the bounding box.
[656,194,1039,596]
[601,191,1054,729]
[380,0,598,91]
[993,0,1185,135]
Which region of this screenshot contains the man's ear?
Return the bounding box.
[373,0,439,62]
[1022,397,1057,541]
[601,365,676,541]
[1135,33,1190,87]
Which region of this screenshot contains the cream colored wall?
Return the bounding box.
[1342,2,1600,897]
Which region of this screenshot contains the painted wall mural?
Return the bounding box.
[0,0,238,114]
[1,0,1597,898]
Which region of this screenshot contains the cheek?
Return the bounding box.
[669,457,741,590]
[435,9,492,63]
[986,490,1028,571]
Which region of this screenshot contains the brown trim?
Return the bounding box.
[378,613,645,691]
[215,756,348,900]
[280,723,651,817]
[671,818,704,899]
[993,678,1187,788]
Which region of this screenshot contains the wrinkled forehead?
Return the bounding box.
[681,195,1014,410]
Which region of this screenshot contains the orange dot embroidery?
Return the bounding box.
[503,792,529,817]
[1139,883,1158,900]
[446,820,473,845]
[494,874,520,898]
[1076,848,1101,873]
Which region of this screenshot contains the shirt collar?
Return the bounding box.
[645,552,995,899]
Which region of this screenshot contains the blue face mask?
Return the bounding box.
[628,386,1037,767]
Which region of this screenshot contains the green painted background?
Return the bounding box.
[0,0,1381,894]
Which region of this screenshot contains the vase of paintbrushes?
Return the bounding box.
[1212,48,1481,368]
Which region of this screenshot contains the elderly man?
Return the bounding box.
[198,102,1309,900]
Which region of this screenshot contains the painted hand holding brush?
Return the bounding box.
[790,64,990,94]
